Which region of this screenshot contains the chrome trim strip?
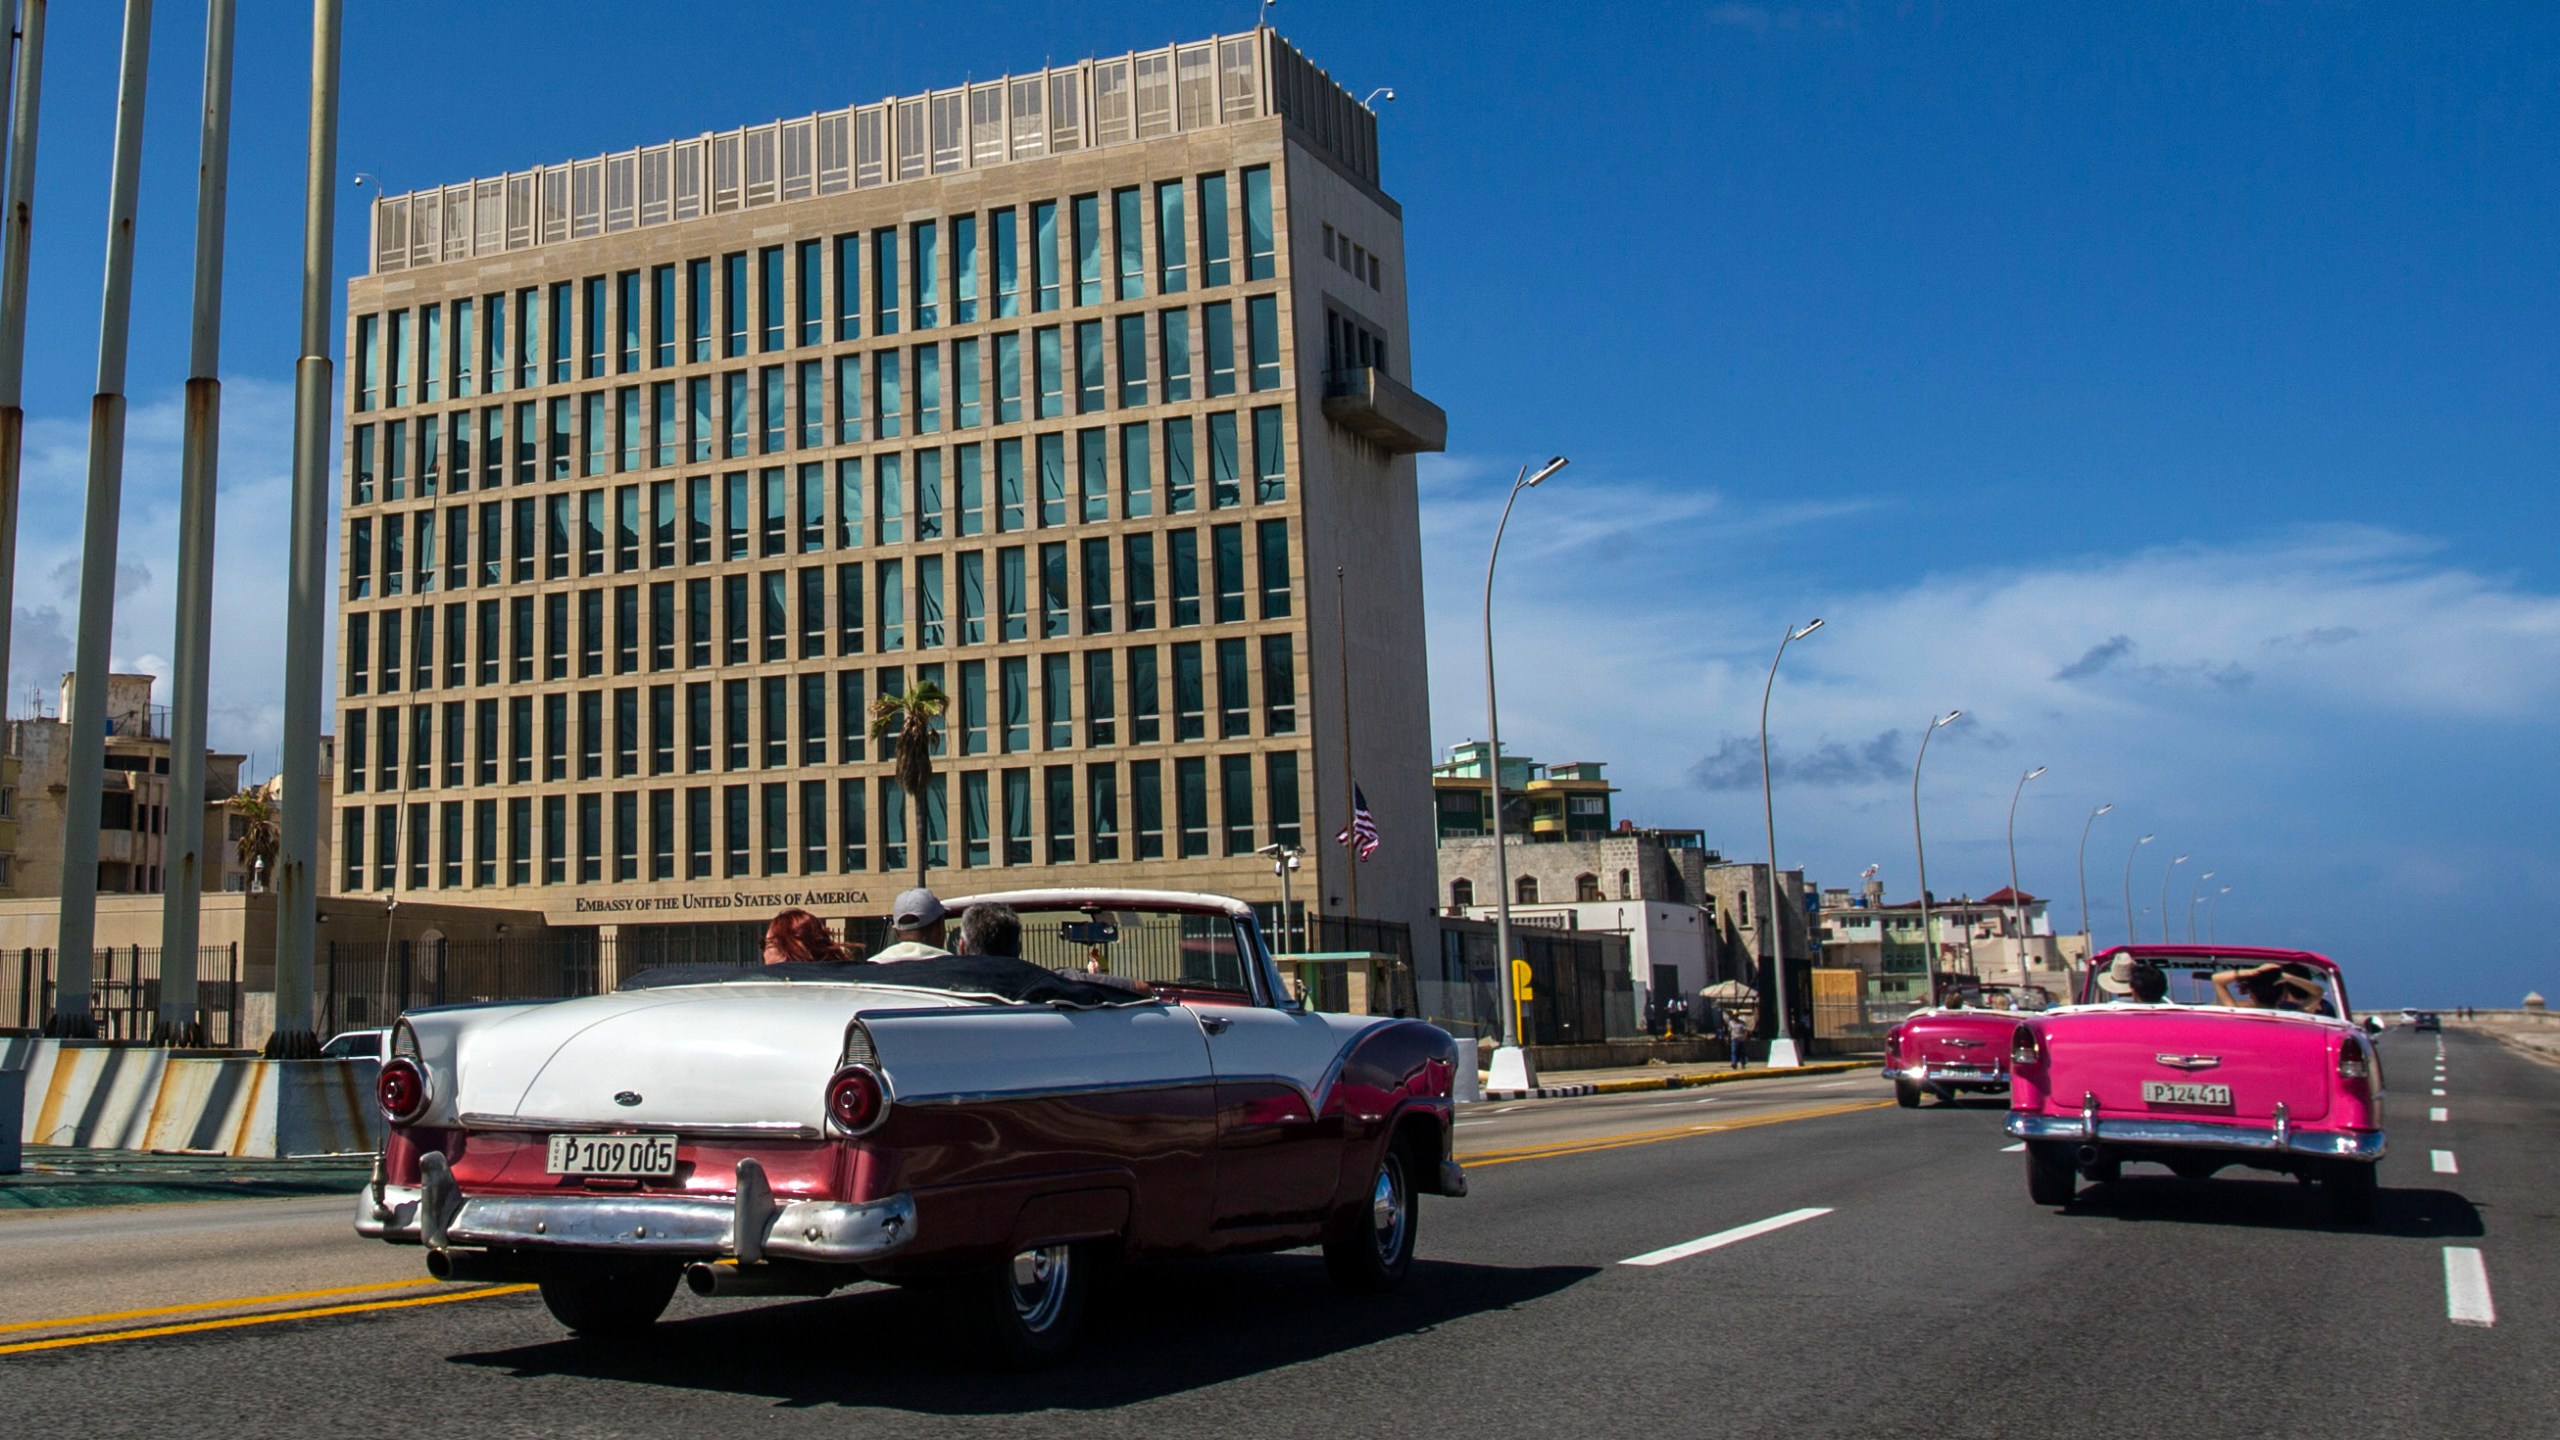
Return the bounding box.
[440,1190,917,1262]
[2005,1112,2384,1160]
[899,1075,1218,1107]
[458,1113,823,1140]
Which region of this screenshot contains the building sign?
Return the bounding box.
[573,887,873,916]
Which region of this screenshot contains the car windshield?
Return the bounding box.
[989,905,1260,997]
[1945,985,2049,1012]
[2093,956,2344,1016]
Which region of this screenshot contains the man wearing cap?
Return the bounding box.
[872,888,952,963]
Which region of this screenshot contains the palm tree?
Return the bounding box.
[225,788,281,893]
[868,680,948,887]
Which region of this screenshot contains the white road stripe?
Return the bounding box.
[2433,1088,2447,1096]
[2430,1107,2449,1122]
[1621,1208,1833,1267]
[1810,1080,1865,1089]
[2444,1247,2496,1327]
[2431,1150,2458,1174]
[2001,1143,2026,1153]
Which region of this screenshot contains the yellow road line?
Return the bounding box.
[1462,1099,1893,1168]
[0,1278,444,1336]
[0,1285,534,1357]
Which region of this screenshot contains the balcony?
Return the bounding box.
[1321,366,1447,455]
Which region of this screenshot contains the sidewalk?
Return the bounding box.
[0,1148,372,1212]
[1479,1056,1881,1101]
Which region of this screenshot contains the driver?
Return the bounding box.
[872,889,953,963]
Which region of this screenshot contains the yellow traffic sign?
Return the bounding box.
[1511,958,1534,1004]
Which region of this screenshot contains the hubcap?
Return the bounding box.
[1007,1244,1071,1331]
[1370,1157,1409,1262]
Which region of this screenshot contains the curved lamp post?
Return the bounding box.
[2076,803,2114,974]
[2121,833,2155,946]
[2208,886,2232,944]
[2185,869,2216,942]
[1482,456,1566,1094]
[2003,767,2046,986]
[1758,617,1824,1068]
[2159,853,2189,944]
[1910,710,1962,1009]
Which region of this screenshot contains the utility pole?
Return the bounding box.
[158,0,238,1046]
[269,0,342,1058]
[0,2,47,729]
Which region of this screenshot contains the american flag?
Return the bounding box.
[1335,786,1380,860]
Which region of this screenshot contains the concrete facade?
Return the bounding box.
[4,675,248,900]
[338,33,1441,954]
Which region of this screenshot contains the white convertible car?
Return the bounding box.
[357,889,1466,1366]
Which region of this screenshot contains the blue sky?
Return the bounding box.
[14,2,2556,1004]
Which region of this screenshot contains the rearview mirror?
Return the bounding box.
[2362,1017,2382,1037]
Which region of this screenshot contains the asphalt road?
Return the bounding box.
[1,1029,2546,1439]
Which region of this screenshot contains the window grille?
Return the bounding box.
[711,132,742,212]
[744,124,779,206]
[1093,59,1133,146]
[930,91,965,173]
[604,154,637,233]
[855,106,887,188]
[817,113,852,194]
[1134,53,1174,139]
[475,178,504,252]
[639,147,670,226]
[671,142,703,220]
[571,158,604,238]
[894,99,927,180]
[780,119,815,200]
[970,84,1006,166]
[1048,71,1084,153]
[1009,78,1046,159]
[1176,45,1215,130]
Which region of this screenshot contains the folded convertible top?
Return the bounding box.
[620,954,1159,1009]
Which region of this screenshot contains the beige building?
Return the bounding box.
[4,674,247,900]
[340,31,1443,958]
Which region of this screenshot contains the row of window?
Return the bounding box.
[346,414,1287,593]
[347,301,1295,506]
[345,521,1294,691]
[340,751,1304,893]
[340,642,1299,794]
[353,168,1279,412]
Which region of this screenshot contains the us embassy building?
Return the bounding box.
[336,31,1446,960]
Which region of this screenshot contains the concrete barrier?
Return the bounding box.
[11,1041,381,1158]
[0,1066,21,1174]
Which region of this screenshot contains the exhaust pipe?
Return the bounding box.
[2076,1145,2101,1167]
[684,1262,842,1299]
[427,1248,535,1283]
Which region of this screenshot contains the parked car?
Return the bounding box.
[1883,983,2052,1107]
[2006,946,2385,1219]
[2412,1012,2441,1033]
[356,889,1466,1365]
[320,1029,388,1061]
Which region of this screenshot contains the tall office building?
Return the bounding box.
[338,31,1445,957]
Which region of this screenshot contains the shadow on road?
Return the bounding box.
[2055,1175,2484,1239]
[450,1253,1596,1411]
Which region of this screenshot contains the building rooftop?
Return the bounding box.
[366,29,1378,277]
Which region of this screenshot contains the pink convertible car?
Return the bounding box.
[1883,982,2053,1107]
[2006,946,2385,1219]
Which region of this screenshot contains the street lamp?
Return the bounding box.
[2186,870,2216,942]
[1483,456,1566,1093]
[1359,87,1397,109]
[2122,834,2155,946]
[2208,886,2232,944]
[2077,803,2114,970]
[1758,617,1824,1068]
[1910,710,1963,1009]
[2004,766,2046,986]
[2159,854,2189,944]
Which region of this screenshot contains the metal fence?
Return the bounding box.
[1,945,244,1047]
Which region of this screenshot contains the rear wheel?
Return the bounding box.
[1324,1147,1418,1294]
[1893,1080,1921,1109]
[538,1265,681,1337]
[2026,1142,2079,1206]
[2082,1156,2122,1186]
[975,1242,1090,1370]
[2325,1163,2378,1224]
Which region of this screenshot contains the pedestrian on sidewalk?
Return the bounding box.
[1726,1011,1750,1069]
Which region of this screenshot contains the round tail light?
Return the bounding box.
[825,1065,889,1134]
[377,1057,430,1124]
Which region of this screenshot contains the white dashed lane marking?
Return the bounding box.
[2445,1248,2496,1327]
[2000,1143,2026,1153]
[1621,1208,1833,1267]
[2431,1107,2449,1122]
[2431,1150,2459,1174]
[2433,1088,2447,1096]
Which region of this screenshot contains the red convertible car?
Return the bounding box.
[1883,982,2052,1107]
[356,890,1465,1365]
[2006,946,2385,1219]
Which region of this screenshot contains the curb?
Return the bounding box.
[1469,1059,1880,1104]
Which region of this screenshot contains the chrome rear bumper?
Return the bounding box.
[356,1153,915,1263]
[1886,1064,2009,1086]
[2006,1109,2384,1161]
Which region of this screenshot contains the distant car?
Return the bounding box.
[2006,946,2384,1220]
[1882,983,2052,1107]
[321,1029,388,1061]
[2412,1012,2441,1033]
[356,889,1466,1366]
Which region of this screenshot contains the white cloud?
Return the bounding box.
[10,378,325,775]
[1419,462,2560,1001]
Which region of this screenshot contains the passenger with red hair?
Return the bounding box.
[762,908,858,965]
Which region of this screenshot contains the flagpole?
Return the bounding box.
[1335,564,1357,918]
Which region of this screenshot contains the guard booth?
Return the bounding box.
[1274,950,1412,1016]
